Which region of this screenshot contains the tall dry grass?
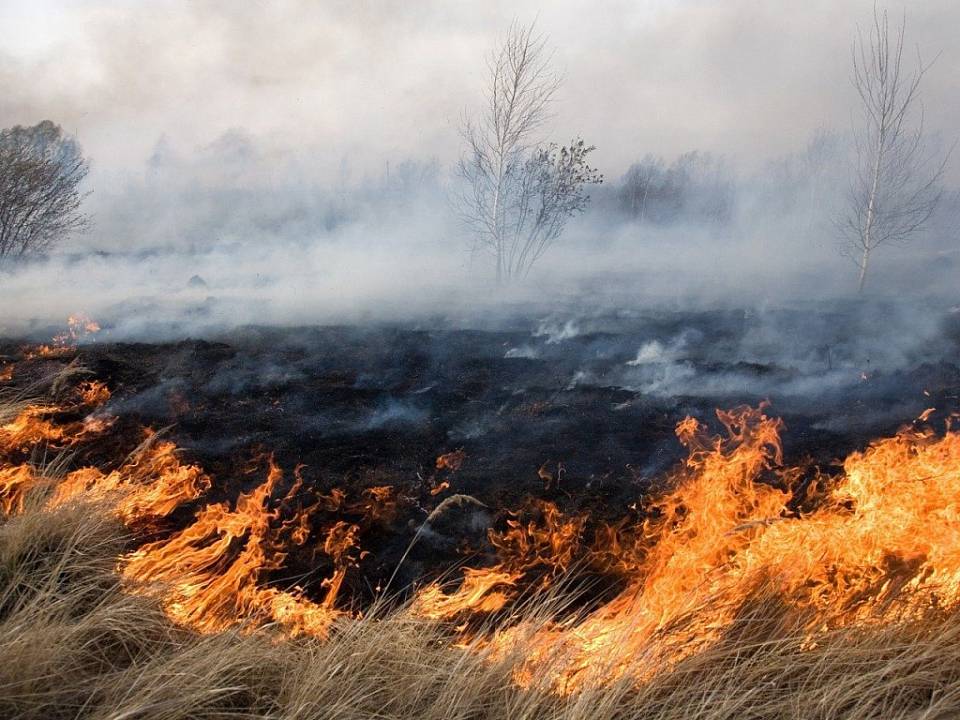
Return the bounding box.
[5,487,960,718]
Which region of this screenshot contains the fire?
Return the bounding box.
[18,315,101,360]
[0,465,43,514]
[23,344,72,359]
[427,449,467,496]
[1,405,72,449]
[78,380,111,406]
[52,314,100,348]
[436,449,467,472]
[0,379,114,511]
[120,457,351,637]
[0,381,112,453]
[413,498,589,622]
[415,568,522,619]
[49,433,211,525]
[429,481,450,496]
[6,362,960,695]
[413,406,960,692]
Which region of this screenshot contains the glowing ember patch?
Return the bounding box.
[436,449,467,472]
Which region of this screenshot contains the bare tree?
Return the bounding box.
[841,6,949,293]
[0,120,89,263]
[458,21,601,283]
[620,154,665,223]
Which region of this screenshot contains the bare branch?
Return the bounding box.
[840,5,947,292]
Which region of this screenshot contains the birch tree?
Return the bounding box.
[841,6,948,292]
[458,21,602,283]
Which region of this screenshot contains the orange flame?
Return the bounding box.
[414,406,960,692]
[7,366,960,695]
[436,449,467,472]
[20,315,101,360]
[52,314,100,348]
[50,434,211,525]
[0,381,112,452]
[120,457,349,637]
[0,465,42,514]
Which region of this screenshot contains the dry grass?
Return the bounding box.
[2,498,960,719]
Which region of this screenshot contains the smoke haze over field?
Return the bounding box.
[4,1,960,186]
[0,0,958,330]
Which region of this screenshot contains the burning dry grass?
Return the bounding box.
[4,358,960,717]
[4,501,960,719]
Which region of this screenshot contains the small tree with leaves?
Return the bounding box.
[841,6,949,293]
[0,120,89,263]
[458,21,602,283]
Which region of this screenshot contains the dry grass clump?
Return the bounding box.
[0,503,279,720]
[626,597,960,720]
[0,498,516,720]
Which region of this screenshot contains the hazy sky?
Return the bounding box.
[1,0,958,185]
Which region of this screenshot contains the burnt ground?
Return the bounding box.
[4,298,960,604]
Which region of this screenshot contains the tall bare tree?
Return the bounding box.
[458,21,601,283]
[841,6,948,293]
[0,120,89,263]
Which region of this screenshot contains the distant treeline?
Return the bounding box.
[597,151,735,224]
[85,127,957,256]
[591,131,958,253]
[590,130,845,228]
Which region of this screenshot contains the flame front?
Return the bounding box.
[412,406,960,691]
[121,457,349,637]
[5,359,960,695]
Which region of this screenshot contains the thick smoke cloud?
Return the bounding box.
[0,0,958,335]
[3,0,959,187]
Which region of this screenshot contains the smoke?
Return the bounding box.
[0,1,958,336]
[534,320,581,345]
[4,1,959,181]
